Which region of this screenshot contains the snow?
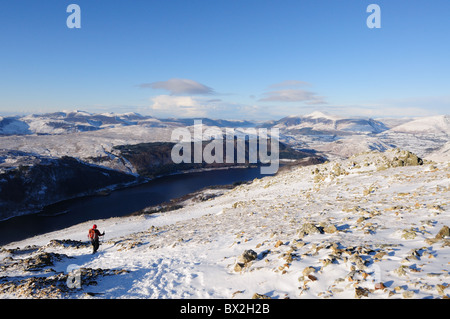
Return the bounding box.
[426,142,450,163]
[1,150,449,299]
[1,110,450,300]
[304,111,342,121]
[390,115,450,135]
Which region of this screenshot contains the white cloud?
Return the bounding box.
[259,89,327,105]
[149,95,262,120]
[139,78,215,95]
[150,95,210,117]
[259,80,327,105]
[268,80,311,89]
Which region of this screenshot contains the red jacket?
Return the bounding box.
[88,228,104,240]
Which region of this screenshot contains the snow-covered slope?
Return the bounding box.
[1,150,448,299]
[426,142,450,162]
[389,115,450,135]
[19,111,159,135]
[313,135,394,160]
[266,111,388,134]
[0,117,31,135]
[0,111,258,136]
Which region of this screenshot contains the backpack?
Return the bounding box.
[88,228,98,240]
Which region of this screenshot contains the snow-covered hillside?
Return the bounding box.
[1,110,449,168]
[0,110,257,136]
[427,142,450,163]
[264,112,449,162]
[266,111,388,134]
[389,115,450,135]
[1,149,448,299]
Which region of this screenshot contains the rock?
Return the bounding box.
[401,228,417,240]
[394,266,408,277]
[302,266,316,276]
[435,226,450,240]
[231,290,245,298]
[46,239,89,249]
[252,293,271,299]
[355,287,370,298]
[234,263,246,272]
[375,282,386,290]
[373,251,387,260]
[437,284,447,295]
[402,291,414,299]
[324,224,338,234]
[274,240,284,248]
[237,250,258,264]
[397,151,423,166]
[298,223,323,237]
[24,252,67,271]
[235,249,258,272]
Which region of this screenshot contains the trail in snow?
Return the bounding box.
[0,149,449,299]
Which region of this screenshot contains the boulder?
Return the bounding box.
[355,286,370,298]
[252,293,271,299]
[298,223,324,237]
[237,250,258,264]
[435,226,450,240]
[234,249,258,272]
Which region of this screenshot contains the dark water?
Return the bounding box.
[0,167,270,246]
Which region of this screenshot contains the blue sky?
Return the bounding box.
[0,0,449,120]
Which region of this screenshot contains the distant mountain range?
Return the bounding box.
[2,110,447,137]
[0,109,448,221]
[259,111,390,135]
[388,114,450,135]
[0,110,255,136]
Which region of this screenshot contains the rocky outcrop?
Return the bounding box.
[0,267,129,298]
[234,249,258,272]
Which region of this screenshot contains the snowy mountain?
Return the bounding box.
[426,142,450,162]
[19,111,157,135]
[0,111,259,136]
[262,111,389,135]
[1,109,449,224]
[0,149,448,299]
[0,116,32,135]
[388,115,450,135]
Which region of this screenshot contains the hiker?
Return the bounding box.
[88,224,105,254]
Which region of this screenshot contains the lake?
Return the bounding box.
[0,167,272,246]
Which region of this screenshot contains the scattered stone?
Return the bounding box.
[373,251,387,260]
[375,282,386,290]
[323,224,338,234]
[402,291,414,299]
[234,263,245,272]
[274,240,284,248]
[302,266,316,276]
[252,293,271,299]
[45,239,90,249]
[238,250,258,264]
[401,228,417,240]
[24,252,68,272]
[436,284,447,296]
[435,226,450,240]
[355,287,370,298]
[0,266,127,298]
[234,249,258,272]
[298,223,323,237]
[395,266,408,277]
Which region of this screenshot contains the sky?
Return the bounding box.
[0,0,449,120]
